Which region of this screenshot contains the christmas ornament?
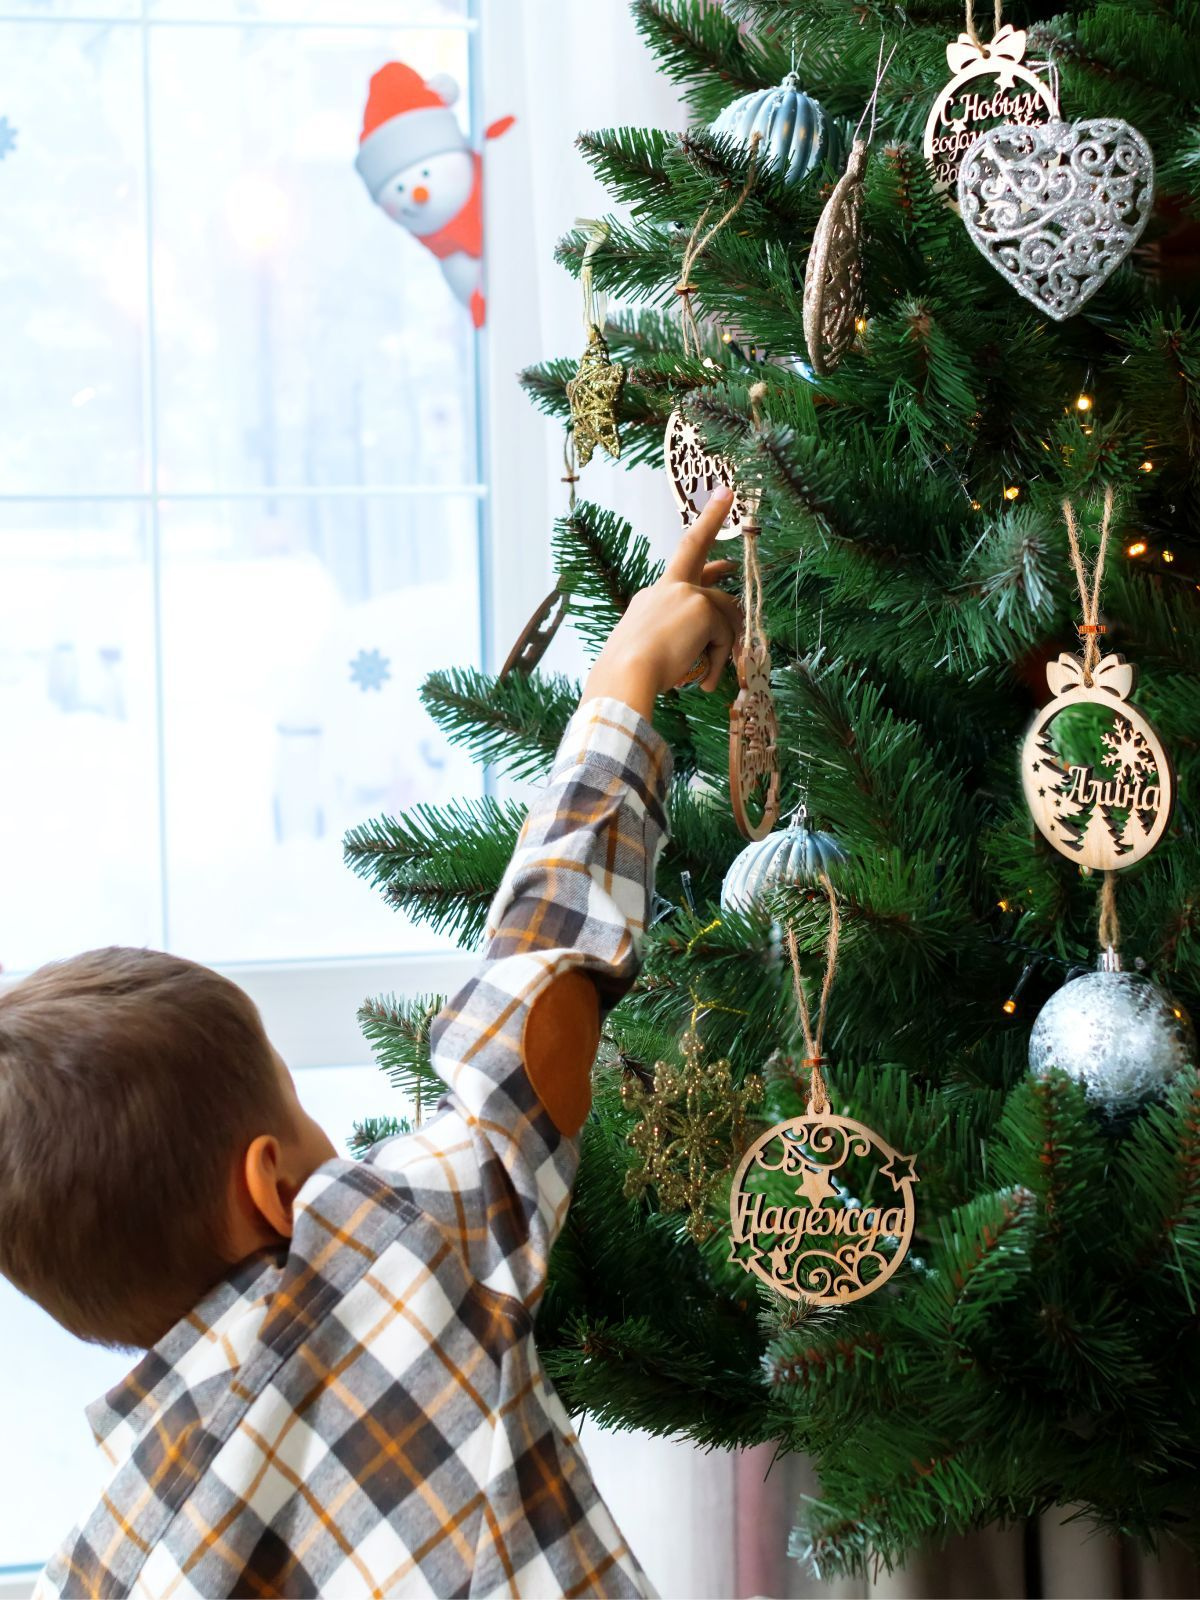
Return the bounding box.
[622,1011,764,1241]
[566,221,626,467]
[958,118,1155,320]
[711,72,842,189]
[349,647,391,692]
[729,480,781,840]
[923,22,1058,200]
[721,805,846,913]
[664,409,752,542]
[1028,949,1195,1114]
[1021,493,1173,870]
[500,589,568,678]
[803,139,866,377]
[566,324,625,467]
[729,883,918,1303]
[500,435,577,680]
[802,43,896,376]
[355,62,515,327]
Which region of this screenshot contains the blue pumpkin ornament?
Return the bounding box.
[710,72,843,189]
[720,804,847,914]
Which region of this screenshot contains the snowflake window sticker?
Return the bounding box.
[349,648,391,692]
[0,118,17,161]
[1020,652,1174,871]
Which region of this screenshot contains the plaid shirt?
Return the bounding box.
[37,696,672,1600]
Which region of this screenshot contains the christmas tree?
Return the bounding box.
[343,0,1200,1577]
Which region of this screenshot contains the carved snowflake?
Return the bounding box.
[622,1028,763,1241]
[1101,716,1155,782]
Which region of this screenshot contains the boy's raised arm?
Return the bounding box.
[420,489,742,1308]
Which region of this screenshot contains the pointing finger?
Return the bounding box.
[664,487,735,583]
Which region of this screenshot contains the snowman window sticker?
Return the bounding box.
[355,62,514,328]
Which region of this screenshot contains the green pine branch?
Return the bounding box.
[421,666,577,782]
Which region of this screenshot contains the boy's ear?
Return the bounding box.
[243,1135,295,1239]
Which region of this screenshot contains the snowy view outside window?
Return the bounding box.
[0,0,483,1575]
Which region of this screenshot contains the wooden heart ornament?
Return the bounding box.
[957,118,1155,321]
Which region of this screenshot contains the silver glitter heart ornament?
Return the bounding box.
[957,118,1155,321]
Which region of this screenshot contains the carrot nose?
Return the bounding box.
[412,184,430,205]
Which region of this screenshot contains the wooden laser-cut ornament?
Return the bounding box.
[664,409,750,542]
[728,1103,918,1304]
[922,24,1059,202]
[729,495,780,840]
[499,588,568,679]
[1020,651,1174,871]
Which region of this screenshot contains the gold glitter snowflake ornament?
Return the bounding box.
[622,1025,763,1241]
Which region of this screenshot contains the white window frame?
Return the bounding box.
[0,0,557,1067]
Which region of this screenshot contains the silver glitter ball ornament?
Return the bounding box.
[710,73,842,189]
[1028,951,1195,1114]
[720,805,847,914]
[957,117,1155,322]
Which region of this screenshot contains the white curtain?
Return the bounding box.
[477,6,1200,1597]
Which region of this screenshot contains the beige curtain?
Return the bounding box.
[480,5,1199,1596]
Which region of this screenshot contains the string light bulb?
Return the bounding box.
[855,316,868,333]
[1163,548,1175,563]
[1075,393,1093,412]
[1140,460,1155,473]
[1002,998,1017,1015]
[1127,539,1148,558]
[1003,485,1020,501]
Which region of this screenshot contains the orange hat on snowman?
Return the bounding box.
[354,63,466,200]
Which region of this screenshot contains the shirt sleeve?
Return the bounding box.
[421,695,673,1308]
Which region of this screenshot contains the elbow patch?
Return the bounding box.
[521,968,601,1137]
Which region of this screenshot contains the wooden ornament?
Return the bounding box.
[922,24,1058,203]
[803,139,867,377]
[729,636,780,841]
[664,408,750,541]
[1021,652,1174,871]
[728,1100,918,1304]
[499,587,568,679]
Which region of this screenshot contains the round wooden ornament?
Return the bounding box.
[922,24,1059,201]
[729,1098,918,1304]
[664,409,750,541]
[1020,652,1174,870]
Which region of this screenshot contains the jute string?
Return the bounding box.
[1098,869,1121,954]
[784,872,841,1115]
[1062,484,1121,955]
[964,0,1004,46]
[738,379,770,659]
[675,132,761,359]
[1062,484,1116,685]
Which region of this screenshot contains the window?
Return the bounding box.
[0,0,498,1575]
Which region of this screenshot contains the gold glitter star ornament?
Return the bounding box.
[622,1025,763,1241]
[566,322,626,468]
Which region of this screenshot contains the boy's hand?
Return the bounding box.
[579,488,744,721]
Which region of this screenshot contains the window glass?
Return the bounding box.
[0,24,146,495]
[0,503,161,973]
[148,24,476,492]
[158,493,482,963]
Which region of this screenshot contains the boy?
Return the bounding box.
[4,490,741,1599]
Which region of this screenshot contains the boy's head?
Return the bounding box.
[0,948,336,1350]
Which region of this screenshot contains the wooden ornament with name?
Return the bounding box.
[664,408,750,541]
[728,1100,918,1304]
[1020,652,1174,870]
